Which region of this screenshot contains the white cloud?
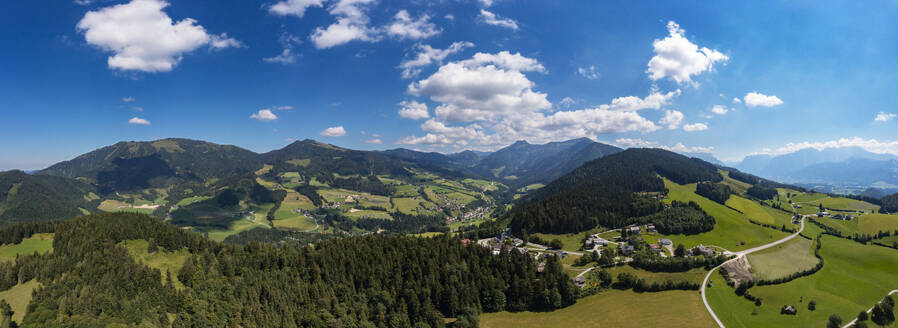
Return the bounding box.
[128,117,150,125]
[310,0,379,49]
[478,0,494,6]
[746,137,898,158]
[399,41,473,78]
[268,0,326,18]
[875,112,896,122]
[478,9,518,30]
[365,138,383,144]
[398,100,430,120]
[614,138,713,153]
[132,106,144,112]
[264,33,302,64]
[711,105,728,115]
[251,109,278,122]
[408,52,550,122]
[743,92,783,107]
[122,96,135,102]
[732,97,742,104]
[444,14,454,21]
[559,97,576,108]
[77,0,241,72]
[659,110,684,130]
[646,21,728,85]
[400,52,682,150]
[386,10,440,41]
[577,65,599,80]
[683,122,708,132]
[320,126,347,137]
[274,105,293,111]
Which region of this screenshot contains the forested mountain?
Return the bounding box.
[507,148,721,234]
[2,213,576,327]
[38,138,262,193]
[734,146,898,191]
[263,139,415,179]
[0,170,95,225]
[471,138,622,187]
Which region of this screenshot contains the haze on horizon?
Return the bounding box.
[3,0,898,170]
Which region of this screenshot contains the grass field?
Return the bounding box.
[708,235,898,327]
[533,232,592,252]
[858,213,898,235]
[343,209,393,220]
[273,192,318,231]
[791,193,829,203]
[727,195,776,225]
[0,279,40,322]
[203,203,274,241]
[807,197,880,213]
[119,239,190,289]
[0,233,53,261]
[603,265,708,285]
[721,171,753,195]
[480,289,716,328]
[97,199,155,214]
[391,197,436,214]
[176,195,212,207]
[746,236,818,281]
[660,179,789,251]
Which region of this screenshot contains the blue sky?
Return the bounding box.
[2,0,898,170]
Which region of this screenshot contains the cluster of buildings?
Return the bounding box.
[447,206,492,225]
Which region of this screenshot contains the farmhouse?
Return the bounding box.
[659,238,672,246]
[695,245,715,256]
[572,276,586,288]
[629,226,641,234]
[646,224,656,233]
[619,244,635,255]
[781,305,797,315]
[583,234,610,248]
[649,244,662,252]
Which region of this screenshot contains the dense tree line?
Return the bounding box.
[612,272,699,292]
[695,182,732,204]
[0,170,96,225]
[881,192,898,213]
[508,149,722,234]
[222,227,336,245]
[633,201,716,235]
[747,184,778,200]
[325,211,449,234]
[296,185,325,207]
[629,252,729,272]
[727,170,759,185]
[0,213,577,327]
[328,175,396,196]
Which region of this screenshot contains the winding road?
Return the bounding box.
[841,290,898,328]
[700,216,807,328]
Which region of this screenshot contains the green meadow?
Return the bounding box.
[747,236,818,281]
[0,233,53,261]
[119,239,190,289]
[708,235,898,327]
[0,280,40,322]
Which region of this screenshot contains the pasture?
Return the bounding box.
[0,233,53,261]
[480,289,716,328]
[659,179,789,251]
[707,235,898,327]
[727,195,776,225]
[119,239,190,289]
[0,279,40,322]
[602,265,708,285]
[858,213,898,235]
[746,236,818,281]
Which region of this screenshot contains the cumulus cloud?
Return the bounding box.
[875,112,896,122]
[320,126,347,137]
[478,9,518,30]
[408,51,550,122]
[614,138,713,154]
[559,97,576,108]
[743,92,783,107]
[365,138,383,144]
[683,122,708,132]
[398,100,430,120]
[132,106,144,112]
[309,0,379,49]
[399,41,473,78]
[386,10,440,40]
[732,97,742,104]
[268,0,326,17]
[122,96,135,102]
[711,105,729,115]
[398,52,683,150]
[77,0,241,72]
[128,117,150,125]
[251,109,278,122]
[577,65,599,80]
[659,110,684,130]
[646,21,728,85]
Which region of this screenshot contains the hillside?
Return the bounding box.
[0,213,576,326]
[507,148,721,234]
[0,170,95,225]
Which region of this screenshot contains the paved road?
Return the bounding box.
[841,290,898,328]
[700,216,807,328]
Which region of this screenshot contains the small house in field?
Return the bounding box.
[573,276,586,288]
[695,245,715,256]
[659,238,673,246]
[649,244,662,252]
[619,244,635,255]
[629,226,641,234]
[646,224,657,233]
[781,305,797,315]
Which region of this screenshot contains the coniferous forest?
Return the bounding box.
[0,213,576,327]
